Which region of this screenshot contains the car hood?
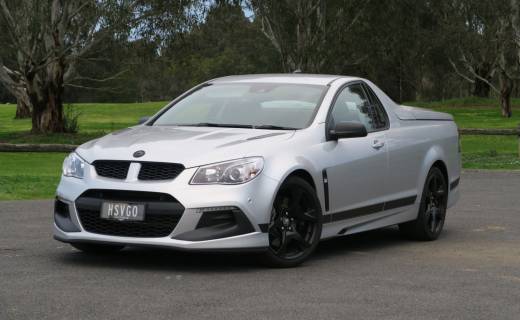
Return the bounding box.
[76,125,295,167]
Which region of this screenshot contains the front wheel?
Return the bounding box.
[262,177,322,268]
[399,166,448,241]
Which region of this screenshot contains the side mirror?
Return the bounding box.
[328,121,368,140]
[138,116,150,125]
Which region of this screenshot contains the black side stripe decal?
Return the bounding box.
[322,169,329,212]
[260,195,418,232]
[325,195,417,224]
[450,178,460,191]
[384,196,418,211]
[329,203,384,223]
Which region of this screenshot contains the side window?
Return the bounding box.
[330,83,389,133]
[330,84,375,132]
[362,83,389,130]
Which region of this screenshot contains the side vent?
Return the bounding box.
[322,169,329,212]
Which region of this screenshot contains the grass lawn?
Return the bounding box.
[0,152,66,200]
[0,101,167,144]
[407,97,520,129]
[461,135,520,170]
[0,97,519,200]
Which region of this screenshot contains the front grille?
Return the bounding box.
[92,160,184,181]
[75,189,184,238]
[93,161,130,179]
[138,162,184,181]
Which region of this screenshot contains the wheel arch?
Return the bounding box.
[431,160,449,186]
[287,169,317,191]
[416,145,449,205]
[267,164,325,216]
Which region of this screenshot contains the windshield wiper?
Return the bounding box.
[253,124,299,130]
[177,122,254,129]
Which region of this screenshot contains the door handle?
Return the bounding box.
[372,140,385,149]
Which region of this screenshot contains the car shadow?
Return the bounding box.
[55,226,421,272]
[56,246,263,273]
[314,226,410,260]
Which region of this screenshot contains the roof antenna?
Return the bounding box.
[293,69,302,73]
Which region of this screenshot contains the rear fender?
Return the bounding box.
[414,145,447,216]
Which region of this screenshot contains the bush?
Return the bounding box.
[63,104,81,133]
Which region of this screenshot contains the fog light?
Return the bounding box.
[54,199,80,232]
[195,207,239,228]
[173,206,254,241]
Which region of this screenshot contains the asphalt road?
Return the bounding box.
[1,170,519,320]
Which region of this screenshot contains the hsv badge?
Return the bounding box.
[133,150,145,158]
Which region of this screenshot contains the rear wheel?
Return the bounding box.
[262,177,322,268]
[71,242,125,254]
[399,166,448,241]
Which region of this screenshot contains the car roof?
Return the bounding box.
[209,74,360,86]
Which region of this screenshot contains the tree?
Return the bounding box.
[345,0,442,102]
[164,0,280,94]
[249,0,370,73]
[0,0,197,133]
[0,0,119,132]
[441,0,497,98]
[250,0,326,72]
[446,0,518,117]
[0,16,31,118]
[0,63,32,118]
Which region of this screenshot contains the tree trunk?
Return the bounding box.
[499,73,513,118]
[473,78,491,97]
[500,90,512,118]
[28,61,66,133]
[473,64,491,98]
[14,98,31,119]
[30,88,65,133]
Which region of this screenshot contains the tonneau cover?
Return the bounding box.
[393,105,454,121]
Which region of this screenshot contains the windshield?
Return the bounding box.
[152,83,327,129]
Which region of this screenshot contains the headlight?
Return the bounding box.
[190,157,264,185]
[62,152,86,179]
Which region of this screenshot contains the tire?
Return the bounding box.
[261,176,322,268]
[399,166,448,241]
[70,242,125,254]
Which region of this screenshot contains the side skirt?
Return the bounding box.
[336,210,404,235]
[324,195,417,224]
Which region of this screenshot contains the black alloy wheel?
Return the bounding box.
[262,176,322,267]
[399,166,448,241]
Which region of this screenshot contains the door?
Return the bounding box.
[325,83,390,220]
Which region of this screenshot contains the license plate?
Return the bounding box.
[100,202,145,221]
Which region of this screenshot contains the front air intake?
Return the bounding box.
[75,190,185,238]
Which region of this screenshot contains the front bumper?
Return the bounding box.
[54,165,278,251]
